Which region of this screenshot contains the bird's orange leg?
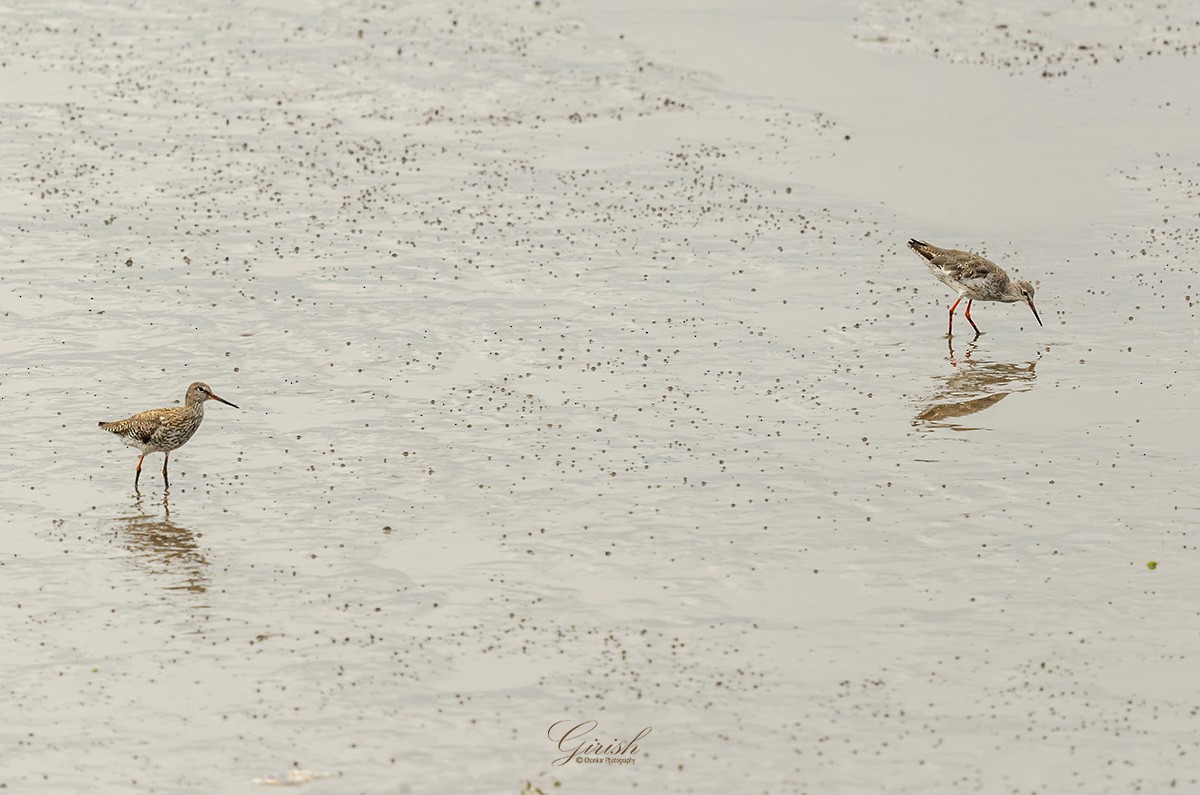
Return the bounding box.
[135,453,145,490]
[964,299,981,336]
[162,452,170,489]
[947,295,964,336]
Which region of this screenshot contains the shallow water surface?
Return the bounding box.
[2,0,1198,792]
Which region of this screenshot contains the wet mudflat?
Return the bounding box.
[2,0,1198,792]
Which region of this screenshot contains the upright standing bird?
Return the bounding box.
[908,239,1043,336]
[98,381,239,490]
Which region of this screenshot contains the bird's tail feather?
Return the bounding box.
[908,239,935,261]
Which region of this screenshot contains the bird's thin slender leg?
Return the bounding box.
[135,453,145,490]
[947,295,964,336]
[964,299,981,336]
[162,451,170,489]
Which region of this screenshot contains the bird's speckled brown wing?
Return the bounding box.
[98,408,169,446]
[908,239,1016,301]
[908,239,999,282]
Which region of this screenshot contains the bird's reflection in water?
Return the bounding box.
[115,491,209,594]
[914,339,1040,431]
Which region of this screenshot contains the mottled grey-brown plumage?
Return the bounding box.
[908,239,1042,335]
[99,381,238,489]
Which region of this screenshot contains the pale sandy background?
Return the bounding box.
[2,0,1198,792]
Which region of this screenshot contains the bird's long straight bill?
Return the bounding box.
[212,394,239,408]
[1027,299,1043,327]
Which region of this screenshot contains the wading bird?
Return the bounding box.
[99,381,239,489]
[908,239,1042,336]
